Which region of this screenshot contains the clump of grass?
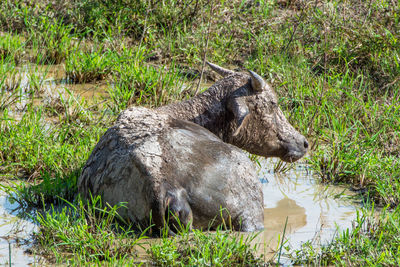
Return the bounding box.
[108,49,190,111]
[65,47,116,83]
[43,88,95,124]
[0,32,24,63]
[0,106,108,178]
[33,195,148,265]
[18,64,52,97]
[273,160,294,174]
[0,87,22,112]
[24,15,76,64]
[150,227,264,266]
[0,60,24,110]
[0,0,32,33]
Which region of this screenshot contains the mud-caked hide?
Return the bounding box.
[79,108,264,232]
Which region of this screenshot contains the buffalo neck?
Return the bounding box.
[157,76,244,140]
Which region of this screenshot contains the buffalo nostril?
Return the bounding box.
[304,140,309,149]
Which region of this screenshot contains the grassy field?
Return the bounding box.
[0,0,399,265]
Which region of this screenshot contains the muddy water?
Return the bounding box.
[4,64,108,115]
[252,158,357,262]
[40,64,109,99]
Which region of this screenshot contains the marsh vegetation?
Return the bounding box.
[0,0,399,265]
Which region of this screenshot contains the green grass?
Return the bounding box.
[0,32,24,63]
[0,59,22,110]
[0,0,399,265]
[150,228,265,266]
[26,17,77,64]
[65,46,116,83]
[24,193,265,265]
[109,53,190,111]
[33,195,148,265]
[291,204,400,266]
[0,105,107,178]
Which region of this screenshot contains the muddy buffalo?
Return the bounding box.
[78,63,308,233]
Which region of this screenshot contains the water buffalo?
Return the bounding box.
[78,63,308,233]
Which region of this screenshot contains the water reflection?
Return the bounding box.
[0,192,39,265]
[255,158,357,261]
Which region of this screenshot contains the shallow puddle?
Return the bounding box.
[0,158,357,265]
[0,191,39,265]
[3,64,108,116]
[253,158,357,262]
[38,64,109,100]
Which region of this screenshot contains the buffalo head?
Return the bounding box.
[208,62,308,162]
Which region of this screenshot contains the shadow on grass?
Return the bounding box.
[1,168,80,209]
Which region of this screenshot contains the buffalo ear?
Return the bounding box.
[228,97,250,136]
[248,70,266,92]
